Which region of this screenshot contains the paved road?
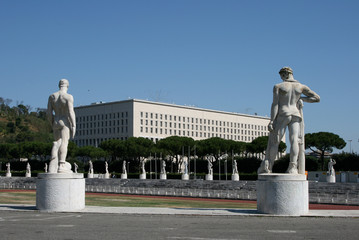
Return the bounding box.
[0,211,358,240]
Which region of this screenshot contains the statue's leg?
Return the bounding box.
[49,139,62,173]
[286,117,301,174]
[57,127,72,173]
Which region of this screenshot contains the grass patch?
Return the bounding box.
[0,190,256,209]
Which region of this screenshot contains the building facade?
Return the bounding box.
[74,99,270,147]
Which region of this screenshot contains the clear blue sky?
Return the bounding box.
[1,0,358,153]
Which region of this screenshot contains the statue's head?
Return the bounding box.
[279,67,293,74]
[59,79,69,89]
[279,67,294,81]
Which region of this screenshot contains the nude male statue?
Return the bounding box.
[258,67,320,174]
[47,79,76,173]
[122,160,127,174]
[207,158,213,175]
[328,158,336,176]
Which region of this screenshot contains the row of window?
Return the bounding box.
[140,119,267,136]
[140,112,267,131]
[77,126,128,136]
[78,119,128,129]
[76,112,128,123]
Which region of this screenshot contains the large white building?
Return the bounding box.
[74,99,270,147]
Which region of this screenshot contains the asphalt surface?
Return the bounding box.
[0,208,359,240]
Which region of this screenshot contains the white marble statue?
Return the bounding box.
[327,158,336,176]
[6,162,11,173]
[74,163,78,173]
[6,162,11,177]
[232,160,238,175]
[88,160,94,174]
[47,79,76,173]
[44,163,48,173]
[25,163,31,177]
[258,67,320,174]
[183,161,188,175]
[207,159,213,175]
[161,160,166,174]
[122,160,127,174]
[141,160,146,175]
[105,161,109,174]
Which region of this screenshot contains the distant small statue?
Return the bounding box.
[160,160,167,180]
[141,160,146,175]
[231,160,240,181]
[232,160,238,175]
[6,162,11,173]
[207,159,213,175]
[258,67,320,174]
[89,160,93,174]
[121,160,128,179]
[161,160,166,174]
[25,163,31,177]
[6,163,11,177]
[105,161,109,174]
[44,163,48,173]
[183,161,188,175]
[327,158,336,176]
[87,160,94,178]
[104,161,110,178]
[74,163,78,173]
[122,161,127,175]
[47,79,76,173]
[139,159,146,179]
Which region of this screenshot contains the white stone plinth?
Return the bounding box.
[36,173,85,212]
[231,174,239,181]
[121,173,127,179]
[182,174,189,180]
[257,174,308,216]
[104,173,110,179]
[139,173,146,179]
[205,174,213,181]
[326,175,336,183]
[6,172,11,177]
[87,173,94,178]
[160,173,167,180]
[25,173,31,178]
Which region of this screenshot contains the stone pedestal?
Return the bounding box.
[139,173,146,179]
[182,174,189,180]
[231,174,239,181]
[205,174,213,181]
[257,174,308,216]
[104,173,110,179]
[160,173,167,180]
[326,175,336,183]
[25,173,31,178]
[121,173,127,179]
[36,173,85,212]
[87,173,94,178]
[6,172,11,177]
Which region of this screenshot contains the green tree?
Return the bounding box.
[100,139,125,161]
[305,132,346,170]
[156,136,194,172]
[76,146,107,161]
[125,137,155,171]
[247,136,286,156]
